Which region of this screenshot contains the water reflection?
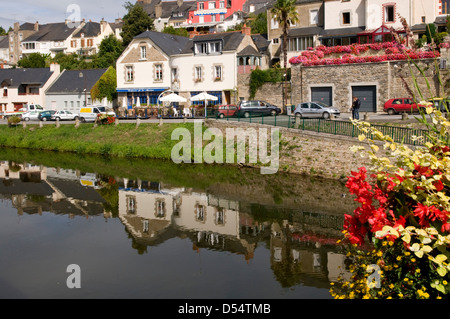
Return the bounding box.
[0,158,354,298]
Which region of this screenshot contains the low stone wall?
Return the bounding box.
[205,119,374,180]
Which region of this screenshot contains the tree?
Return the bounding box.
[52,52,94,70]
[120,1,154,48]
[17,53,50,68]
[270,0,298,109]
[93,34,124,68]
[162,26,189,37]
[90,66,117,103]
[248,12,268,35]
[0,26,7,36]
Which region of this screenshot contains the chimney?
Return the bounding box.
[34,21,39,31]
[50,63,60,74]
[100,18,107,32]
[14,22,19,32]
[155,3,162,18]
[241,24,251,36]
[177,0,183,7]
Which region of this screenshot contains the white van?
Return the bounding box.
[78,106,114,122]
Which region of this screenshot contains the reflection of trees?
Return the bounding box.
[96,175,119,217]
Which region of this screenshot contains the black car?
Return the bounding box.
[236,100,281,118]
[38,110,56,121]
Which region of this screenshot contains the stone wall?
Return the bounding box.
[290,59,443,112]
[205,119,374,180]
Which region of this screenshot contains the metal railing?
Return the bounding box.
[211,109,431,146]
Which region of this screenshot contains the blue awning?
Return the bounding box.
[116,87,169,93]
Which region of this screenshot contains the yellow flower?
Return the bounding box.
[397,256,402,261]
[398,293,404,298]
[444,280,448,285]
[416,268,421,273]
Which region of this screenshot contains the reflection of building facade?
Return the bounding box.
[117,176,351,286]
[0,161,106,218]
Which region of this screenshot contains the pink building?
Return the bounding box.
[188,0,246,24]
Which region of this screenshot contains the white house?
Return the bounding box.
[0,63,61,114]
[67,19,116,56]
[116,28,268,111]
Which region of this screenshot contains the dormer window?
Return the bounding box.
[195,41,222,55]
[140,45,147,59]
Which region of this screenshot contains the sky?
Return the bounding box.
[0,0,130,30]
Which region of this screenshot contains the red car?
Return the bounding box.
[383,98,418,115]
[217,104,237,118]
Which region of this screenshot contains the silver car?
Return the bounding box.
[293,102,340,119]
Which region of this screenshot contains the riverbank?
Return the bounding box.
[0,120,372,180]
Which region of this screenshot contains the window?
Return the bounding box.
[209,1,215,9]
[171,68,178,81]
[199,16,204,23]
[288,36,314,51]
[140,46,147,59]
[219,14,224,21]
[211,15,216,22]
[199,2,204,9]
[384,5,395,23]
[126,195,136,214]
[214,65,222,80]
[195,41,221,54]
[444,0,450,14]
[271,17,279,29]
[421,16,426,23]
[195,204,206,221]
[126,65,134,82]
[155,199,165,217]
[249,4,255,12]
[220,1,224,8]
[272,38,279,44]
[209,41,221,53]
[71,40,77,48]
[342,12,350,25]
[195,66,202,82]
[155,64,163,80]
[310,9,319,25]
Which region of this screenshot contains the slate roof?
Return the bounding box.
[72,22,101,38]
[237,45,262,56]
[251,34,270,53]
[134,30,192,56]
[288,26,323,37]
[46,68,108,94]
[320,26,366,37]
[188,31,245,51]
[19,22,36,31]
[0,36,8,49]
[140,0,196,19]
[22,22,74,42]
[0,68,54,88]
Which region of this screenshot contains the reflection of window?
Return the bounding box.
[126,195,136,214]
[143,219,149,232]
[155,199,166,217]
[215,208,224,225]
[195,204,206,222]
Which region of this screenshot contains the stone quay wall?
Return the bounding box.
[205,119,375,180]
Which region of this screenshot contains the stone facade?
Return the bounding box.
[290,59,444,112]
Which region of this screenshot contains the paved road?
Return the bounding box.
[1,112,419,126]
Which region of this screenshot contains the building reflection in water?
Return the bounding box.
[0,160,352,288]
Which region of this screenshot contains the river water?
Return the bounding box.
[0,148,357,299]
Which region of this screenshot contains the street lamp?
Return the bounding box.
[79,72,87,107]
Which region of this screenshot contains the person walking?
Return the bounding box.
[352,96,360,120]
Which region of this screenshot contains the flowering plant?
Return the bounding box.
[331,106,450,299]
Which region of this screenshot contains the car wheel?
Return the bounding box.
[74,116,79,121]
[42,117,47,121]
[81,117,86,123]
[219,113,224,119]
[322,112,330,119]
[56,117,61,121]
[244,112,250,118]
[270,110,276,116]
[387,108,396,115]
[24,117,30,121]
[295,112,302,119]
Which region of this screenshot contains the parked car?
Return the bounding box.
[78,106,115,122]
[293,102,340,119]
[51,110,79,121]
[21,110,42,121]
[38,110,56,121]
[419,97,450,112]
[217,104,237,118]
[384,98,418,115]
[236,100,281,118]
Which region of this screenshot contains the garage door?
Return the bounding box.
[311,87,332,106]
[352,86,376,112]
